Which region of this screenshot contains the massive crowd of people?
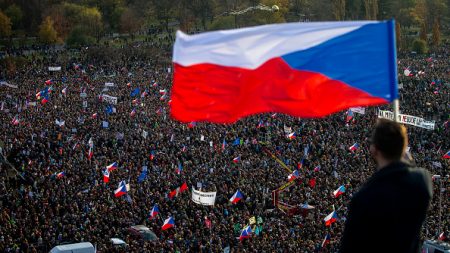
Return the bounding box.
[0,38,448,253]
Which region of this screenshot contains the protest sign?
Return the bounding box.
[48,66,61,71]
[350,107,366,114]
[191,188,216,206]
[377,110,435,130]
[0,81,18,88]
[102,94,118,105]
[105,82,115,87]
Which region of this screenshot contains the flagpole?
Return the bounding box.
[393,99,399,122]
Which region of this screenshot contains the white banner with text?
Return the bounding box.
[377,110,435,130]
[102,94,118,105]
[191,188,216,206]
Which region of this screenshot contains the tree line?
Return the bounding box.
[0,0,447,51]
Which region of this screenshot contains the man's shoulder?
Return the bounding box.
[355,162,433,201]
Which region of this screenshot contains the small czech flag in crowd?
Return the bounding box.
[103,169,110,183]
[349,143,359,152]
[130,108,136,117]
[443,151,450,159]
[106,162,118,172]
[162,216,175,230]
[287,132,296,140]
[324,211,338,226]
[229,190,243,204]
[333,185,346,198]
[288,170,299,182]
[239,225,252,241]
[149,204,159,219]
[56,171,65,179]
[114,181,127,197]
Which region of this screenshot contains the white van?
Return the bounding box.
[49,242,95,253]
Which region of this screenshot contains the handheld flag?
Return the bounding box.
[72,142,79,150]
[232,156,241,163]
[171,21,398,123]
[114,180,127,197]
[88,137,94,148]
[257,120,265,128]
[180,182,188,192]
[169,188,178,199]
[11,116,20,125]
[137,166,148,183]
[61,87,67,95]
[103,169,110,183]
[333,185,346,198]
[349,143,359,152]
[222,139,227,151]
[168,182,188,199]
[321,234,331,248]
[88,146,93,160]
[324,211,338,226]
[176,163,183,175]
[288,170,299,182]
[92,113,98,119]
[56,171,65,179]
[204,216,212,229]
[150,150,156,160]
[297,159,304,169]
[229,190,243,204]
[443,151,450,159]
[346,109,354,123]
[130,108,136,117]
[41,96,49,105]
[299,203,315,210]
[105,105,115,115]
[130,88,140,97]
[309,178,316,188]
[106,162,118,172]
[287,132,296,140]
[149,204,159,219]
[239,225,252,241]
[162,216,175,230]
[438,232,446,241]
[313,165,321,172]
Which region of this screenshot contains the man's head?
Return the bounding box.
[370,119,408,166]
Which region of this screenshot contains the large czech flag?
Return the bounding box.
[172,20,398,123]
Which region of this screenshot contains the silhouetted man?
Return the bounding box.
[340,119,433,253]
